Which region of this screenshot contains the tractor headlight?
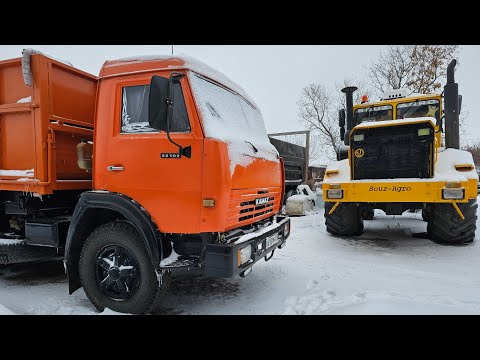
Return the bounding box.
[418,128,430,136]
[442,188,464,200]
[327,189,343,199]
[354,134,364,142]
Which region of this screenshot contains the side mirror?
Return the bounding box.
[339,109,346,127]
[148,75,169,131]
[458,94,463,115]
[340,126,345,141]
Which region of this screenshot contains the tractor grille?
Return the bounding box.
[351,122,434,180]
[226,188,282,230]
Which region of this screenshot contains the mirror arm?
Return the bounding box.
[164,72,191,158]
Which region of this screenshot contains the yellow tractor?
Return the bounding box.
[323,60,478,244]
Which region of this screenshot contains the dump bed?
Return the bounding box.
[0,53,97,194]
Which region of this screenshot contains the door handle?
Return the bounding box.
[107,165,124,172]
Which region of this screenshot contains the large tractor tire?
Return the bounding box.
[79,221,171,314]
[427,200,478,245]
[422,207,431,222]
[325,202,364,236]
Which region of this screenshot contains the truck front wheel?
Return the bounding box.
[325,202,364,236]
[427,200,478,245]
[79,221,171,314]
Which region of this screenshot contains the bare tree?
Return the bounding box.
[297,80,372,162]
[297,84,338,161]
[463,141,480,171]
[368,45,459,95]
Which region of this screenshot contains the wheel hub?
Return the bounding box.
[108,267,121,281]
[95,245,141,301]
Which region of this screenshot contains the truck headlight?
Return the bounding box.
[283,221,290,239]
[238,245,252,267]
[327,189,343,199]
[442,188,464,200]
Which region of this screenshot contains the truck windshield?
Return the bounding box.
[354,105,393,124]
[189,73,271,146]
[397,99,440,121]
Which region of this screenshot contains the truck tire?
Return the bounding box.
[427,200,478,245]
[325,202,364,236]
[0,241,57,265]
[79,221,171,314]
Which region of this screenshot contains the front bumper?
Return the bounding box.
[323,179,478,204]
[204,215,290,278]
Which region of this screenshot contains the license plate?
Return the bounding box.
[255,197,269,205]
[265,234,280,249]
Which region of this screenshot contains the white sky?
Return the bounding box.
[1,45,479,146]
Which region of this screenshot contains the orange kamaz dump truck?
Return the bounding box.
[0,50,290,314]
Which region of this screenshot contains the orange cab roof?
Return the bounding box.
[100,55,258,108]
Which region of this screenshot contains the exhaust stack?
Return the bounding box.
[444,59,460,149]
[341,86,358,145]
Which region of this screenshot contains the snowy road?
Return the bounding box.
[1,202,479,315]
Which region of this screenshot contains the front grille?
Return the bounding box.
[351,123,434,180]
[226,188,281,230]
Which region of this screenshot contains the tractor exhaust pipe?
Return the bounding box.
[341,86,358,145]
[444,59,460,149]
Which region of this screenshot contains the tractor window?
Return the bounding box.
[396,99,440,121]
[121,83,191,134]
[354,105,393,124]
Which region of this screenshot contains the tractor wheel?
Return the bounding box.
[427,200,477,245]
[325,202,364,236]
[422,207,431,222]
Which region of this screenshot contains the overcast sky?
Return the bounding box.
[1,45,479,150]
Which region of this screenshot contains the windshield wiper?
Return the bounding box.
[245,141,258,153]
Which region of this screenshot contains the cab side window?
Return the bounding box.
[121,82,191,134]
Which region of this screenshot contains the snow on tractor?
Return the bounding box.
[323,60,478,244]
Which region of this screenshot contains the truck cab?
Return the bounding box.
[0,51,290,314]
[65,55,290,314]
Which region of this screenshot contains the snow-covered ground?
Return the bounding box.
[1,199,479,315]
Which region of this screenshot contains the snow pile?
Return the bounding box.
[0,304,15,315]
[354,117,437,129]
[234,217,289,244]
[0,169,34,177]
[434,148,478,181]
[0,239,25,245]
[17,96,31,103]
[22,48,73,87]
[160,248,180,266]
[323,159,350,183]
[286,186,317,216]
[99,308,129,315]
[189,73,278,175]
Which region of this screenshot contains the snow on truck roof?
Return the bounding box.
[101,54,258,109]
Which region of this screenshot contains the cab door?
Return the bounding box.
[105,73,203,234]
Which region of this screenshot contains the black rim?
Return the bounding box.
[95,245,141,301]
